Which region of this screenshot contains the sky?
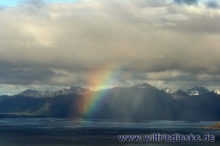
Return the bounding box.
[0,0,220,95]
[0,0,78,7]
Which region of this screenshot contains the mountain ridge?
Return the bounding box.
[1,83,220,120]
[17,86,90,98]
[15,84,220,98]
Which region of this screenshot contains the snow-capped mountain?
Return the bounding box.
[4,82,220,121]
[13,84,220,98]
[17,86,90,98]
[18,89,43,97]
[187,86,209,96]
[37,88,51,95]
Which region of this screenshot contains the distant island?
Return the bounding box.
[203,122,220,129]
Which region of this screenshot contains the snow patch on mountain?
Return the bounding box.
[189,90,199,96]
[213,89,220,95]
[164,88,175,94]
[187,86,209,96]
[136,85,146,89]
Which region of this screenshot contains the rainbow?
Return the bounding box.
[77,65,123,119]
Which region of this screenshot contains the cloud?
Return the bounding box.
[173,0,198,5]
[19,0,45,6]
[0,5,6,10]
[206,1,219,9]
[0,0,220,92]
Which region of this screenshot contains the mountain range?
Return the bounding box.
[6,85,220,98]
[0,83,220,120]
[17,86,90,98]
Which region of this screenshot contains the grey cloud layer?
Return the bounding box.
[206,1,219,8]
[173,0,198,5]
[173,0,220,9]
[0,0,220,90]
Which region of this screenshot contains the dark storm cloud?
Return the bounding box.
[206,1,219,9]
[173,0,198,5]
[0,66,57,85]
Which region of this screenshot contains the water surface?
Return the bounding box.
[0,118,219,146]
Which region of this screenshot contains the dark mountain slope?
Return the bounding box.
[0,83,220,120]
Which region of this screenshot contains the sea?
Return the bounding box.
[0,118,219,146]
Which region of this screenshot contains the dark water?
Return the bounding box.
[0,118,220,146]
